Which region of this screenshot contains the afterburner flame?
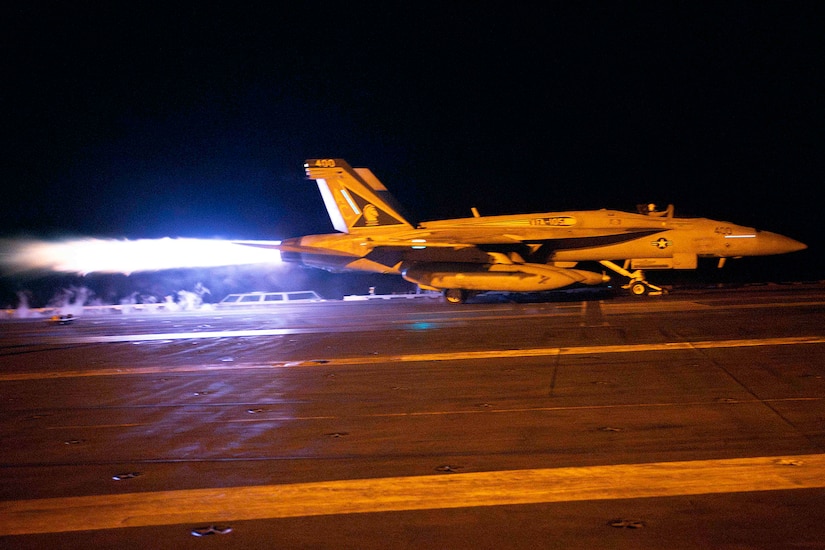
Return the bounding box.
[1,238,282,274]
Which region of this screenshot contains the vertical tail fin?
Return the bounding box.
[304,159,415,234]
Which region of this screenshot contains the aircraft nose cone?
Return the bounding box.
[759,231,807,255]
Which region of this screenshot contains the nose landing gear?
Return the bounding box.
[599,260,665,297]
[625,279,664,297]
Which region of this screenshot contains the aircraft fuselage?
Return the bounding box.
[281,209,805,274]
[263,159,807,301]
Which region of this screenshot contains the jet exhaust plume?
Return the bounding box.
[0,238,282,274]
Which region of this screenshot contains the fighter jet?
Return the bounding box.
[249,159,807,303]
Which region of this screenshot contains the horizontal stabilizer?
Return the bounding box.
[234,239,356,258]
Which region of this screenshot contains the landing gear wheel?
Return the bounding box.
[444,289,467,304]
[629,282,648,296]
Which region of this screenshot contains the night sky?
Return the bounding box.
[2,3,823,304]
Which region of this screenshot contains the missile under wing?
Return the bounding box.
[246,159,806,303]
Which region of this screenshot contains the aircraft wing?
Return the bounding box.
[362,227,665,250]
[232,228,665,263]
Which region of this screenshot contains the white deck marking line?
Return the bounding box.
[2,336,824,381]
[1,454,824,536]
[45,397,825,430]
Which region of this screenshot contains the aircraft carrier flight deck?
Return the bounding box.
[1,284,824,549]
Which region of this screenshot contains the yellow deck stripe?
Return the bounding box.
[2,335,824,381]
[1,454,824,535]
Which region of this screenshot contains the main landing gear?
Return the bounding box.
[599,260,665,297]
[444,288,474,304]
